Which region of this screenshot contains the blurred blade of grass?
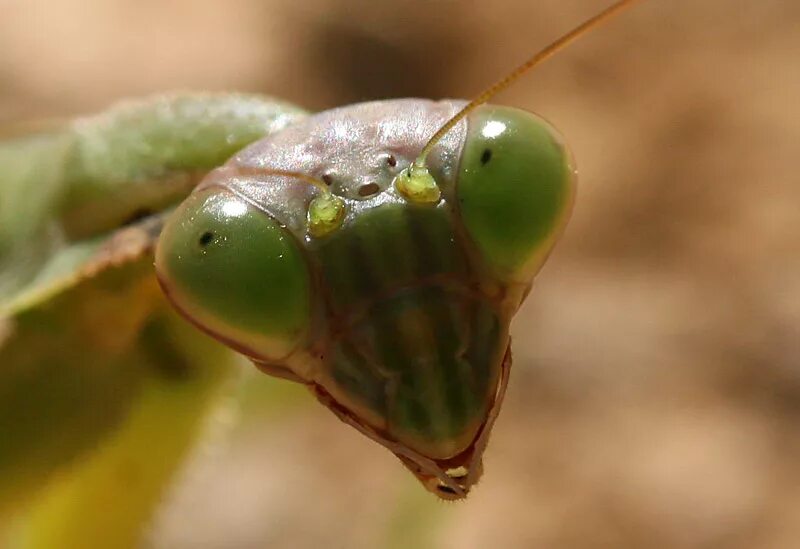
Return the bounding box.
[4,309,240,549]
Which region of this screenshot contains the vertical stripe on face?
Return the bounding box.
[333,287,505,460]
[317,202,505,459]
[312,203,468,317]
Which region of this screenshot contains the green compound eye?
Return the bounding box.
[155,189,311,360]
[457,105,576,282]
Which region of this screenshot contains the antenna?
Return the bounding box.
[225,166,332,195]
[414,0,643,168]
[223,166,345,237]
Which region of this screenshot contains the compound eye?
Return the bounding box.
[155,189,311,360]
[457,105,576,282]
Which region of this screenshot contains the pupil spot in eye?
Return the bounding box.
[480,149,492,165]
[322,174,334,186]
[386,154,397,167]
[358,182,380,197]
[198,231,215,247]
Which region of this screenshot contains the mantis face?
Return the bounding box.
[155,100,575,498]
[157,0,640,499]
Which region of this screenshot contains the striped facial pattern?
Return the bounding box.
[155,99,575,499]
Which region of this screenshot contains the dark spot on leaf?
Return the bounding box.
[141,320,194,381]
[198,231,215,247]
[480,148,492,165]
[358,182,380,197]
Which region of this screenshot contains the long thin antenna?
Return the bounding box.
[414,0,642,167]
[224,166,332,195]
[221,166,346,237]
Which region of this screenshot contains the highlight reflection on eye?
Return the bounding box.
[481,120,506,139]
[222,200,248,217]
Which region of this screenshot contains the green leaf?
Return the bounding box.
[0,94,308,542]
[5,308,241,549]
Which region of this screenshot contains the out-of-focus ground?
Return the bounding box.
[2,0,799,547]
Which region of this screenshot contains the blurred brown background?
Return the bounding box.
[2,0,799,547]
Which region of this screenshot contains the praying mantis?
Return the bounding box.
[0,0,642,545]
